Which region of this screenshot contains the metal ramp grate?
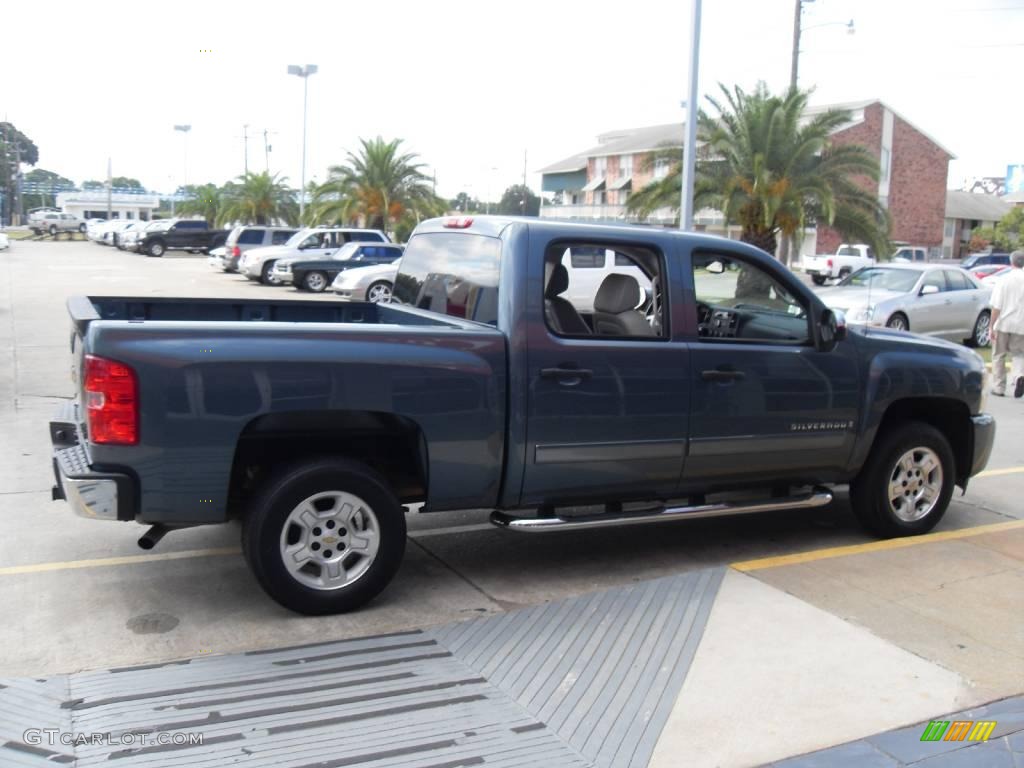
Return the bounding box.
[0,568,724,768]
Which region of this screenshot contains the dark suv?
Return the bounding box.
[960,252,1010,270]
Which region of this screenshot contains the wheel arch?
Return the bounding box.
[226,410,429,518]
[870,397,973,487]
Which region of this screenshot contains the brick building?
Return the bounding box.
[812,101,953,257]
[540,100,954,258]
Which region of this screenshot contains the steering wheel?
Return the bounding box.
[697,302,713,336]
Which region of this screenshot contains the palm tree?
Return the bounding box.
[174,183,224,227]
[627,83,889,257]
[309,137,446,235]
[218,171,298,226]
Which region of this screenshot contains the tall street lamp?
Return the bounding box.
[791,0,854,90]
[173,124,191,216]
[287,64,318,221]
[679,0,702,231]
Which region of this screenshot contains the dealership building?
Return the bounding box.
[55,190,160,221]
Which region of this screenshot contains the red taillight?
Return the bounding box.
[827,258,834,268]
[232,245,241,257]
[443,216,473,229]
[84,355,139,445]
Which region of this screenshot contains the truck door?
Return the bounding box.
[519,236,690,506]
[683,248,860,484]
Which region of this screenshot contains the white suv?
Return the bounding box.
[29,211,86,236]
[239,227,389,284]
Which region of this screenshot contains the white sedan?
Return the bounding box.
[817,264,992,347]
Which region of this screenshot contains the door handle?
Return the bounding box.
[541,367,593,383]
[701,368,746,382]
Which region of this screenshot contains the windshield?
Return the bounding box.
[837,246,860,256]
[393,232,501,325]
[146,221,169,232]
[335,242,361,260]
[839,267,920,292]
[285,228,317,247]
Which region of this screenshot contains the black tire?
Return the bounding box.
[48,225,57,236]
[837,268,852,281]
[850,421,955,538]
[811,275,826,286]
[886,313,909,331]
[964,310,990,348]
[147,240,166,257]
[303,270,328,292]
[242,458,406,615]
[78,223,86,233]
[260,261,277,285]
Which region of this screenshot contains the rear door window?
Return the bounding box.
[271,230,295,245]
[944,270,971,291]
[237,229,264,245]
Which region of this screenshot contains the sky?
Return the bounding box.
[1,0,1021,200]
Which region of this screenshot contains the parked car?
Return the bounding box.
[209,226,298,272]
[968,264,1007,281]
[0,231,9,250]
[331,260,402,302]
[101,220,136,247]
[136,218,229,257]
[239,227,389,284]
[50,216,994,615]
[960,252,1010,271]
[86,219,111,242]
[980,266,1013,284]
[114,221,149,250]
[29,211,86,236]
[802,243,876,285]
[818,264,992,346]
[891,246,929,263]
[275,242,405,292]
[122,221,169,252]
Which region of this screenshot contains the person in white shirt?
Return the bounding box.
[989,250,1024,398]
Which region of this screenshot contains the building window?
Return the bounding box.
[944,219,955,238]
[619,154,633,179]
[880,147,891,184]
[593,156,607,178]
[618,189,629,206]
[594,190,606,205]
[654,157,670,180]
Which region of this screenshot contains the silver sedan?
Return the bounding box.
[330,260,400,302]
[817,264,992,347]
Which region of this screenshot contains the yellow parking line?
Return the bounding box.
[0,547,241,577]
[976,465,1024,478]
[732,519,1024,572]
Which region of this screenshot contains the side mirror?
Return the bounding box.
[818,308,846,351]
[920,284,940,296]
[705,260,725,275]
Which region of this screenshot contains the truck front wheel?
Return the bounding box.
[147,240,166,257]
[850,421,955,538]
[242,458,406,615]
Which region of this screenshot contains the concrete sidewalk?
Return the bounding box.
[1,523,1020,767]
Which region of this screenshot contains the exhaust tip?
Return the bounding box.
[137,524,169,550]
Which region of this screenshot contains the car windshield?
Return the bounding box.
[839,267,920,292]
[285,228,318,247]
[837,246,861,256]
[335,242,361,260]
[146,222,169,231]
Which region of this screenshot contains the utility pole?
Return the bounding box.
[680,0,702,231]
[287,65,318,221]
[522,150,528,214]
[12,137,24,224]
[263,129,272,172]
[106,158,112,220]
[243,124,249,175]
[790,0,803,91]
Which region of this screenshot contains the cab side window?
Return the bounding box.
[543,243,666,339]
[692,252,810,343]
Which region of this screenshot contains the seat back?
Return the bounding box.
[545,263,590,335]
[592,274,654,337]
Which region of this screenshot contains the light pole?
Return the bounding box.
[173,124,191,202]
[791,0,854,90]
[679,0,702,231]
[287,64,318,221]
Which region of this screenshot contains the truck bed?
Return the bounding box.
[67,295,465,335]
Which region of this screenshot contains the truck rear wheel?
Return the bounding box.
[242,458,406,615]
[811,275,826,286]
[850,421,954,538]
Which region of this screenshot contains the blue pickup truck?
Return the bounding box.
[50,216,995,614]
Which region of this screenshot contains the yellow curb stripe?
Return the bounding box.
[731,519,1024,572]
[976,466,1024,478]
[0,547,241,577]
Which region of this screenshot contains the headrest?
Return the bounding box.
[545,263,570,298]
[594,274,641,314]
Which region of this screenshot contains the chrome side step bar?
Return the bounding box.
[490,489,833,533]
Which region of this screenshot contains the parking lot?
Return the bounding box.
[1,239,1022,766]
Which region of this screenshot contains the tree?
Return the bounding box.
[1,122,40,222]
[496,184,541,216]
[450,191,483,213]
[110,177,144,190]
[22,168,75,209]
[309,137,446,233]
[627,83,889,258]
[175,183,225,227]
[82,180,105,190]
[218,171,298,226]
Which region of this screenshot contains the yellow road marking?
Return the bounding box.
[0,547,241,577]
[732,519,1024,572]
[976,465,1024,478]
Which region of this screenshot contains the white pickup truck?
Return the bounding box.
[802,244,875,285]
